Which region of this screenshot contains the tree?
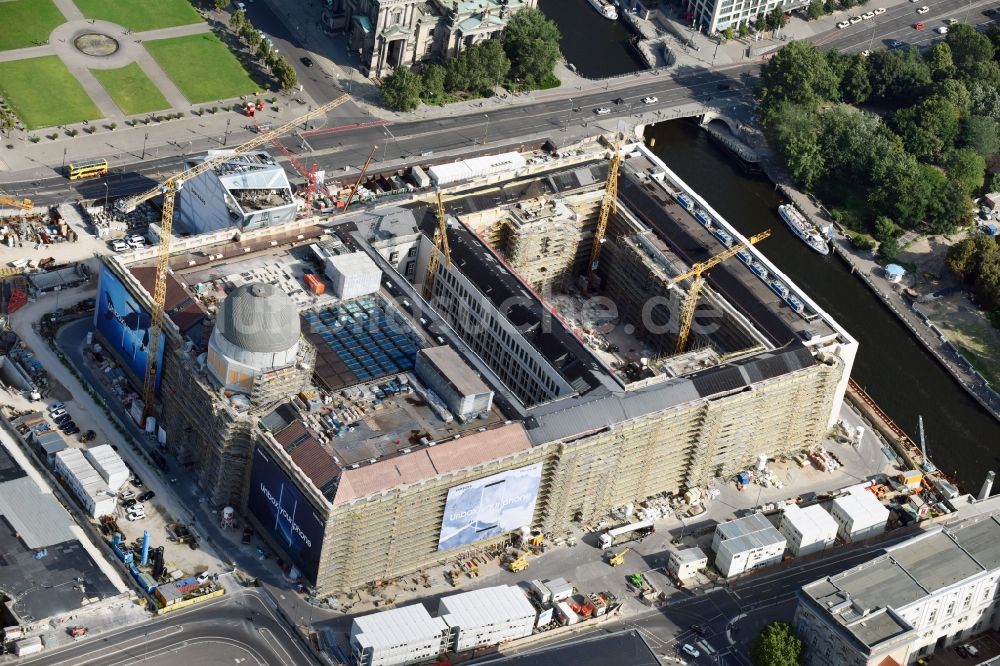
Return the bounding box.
[939,78,971,117]
[867,48,931,103]
[840,57,871,103]
[230,9,246,30]
[948,236,982,278]
[877,236,901,262]
[757,41,840,115]
[873,215,901,244]
[947,235,1000,309]
[892,95,961,163]
[772,103,825,190]
[751,622,804,666]
[926,42,955,80]
[241,24,260,50]
[970,82,1000,123]
[724,26,734,40]
[946,24,995,75]
[381,65,423,111]
[990,172,1000,192]
[213,0,227,10]
[256,40,272,64]
[421,63,446,101]
[767,6,788,30]
[739,23,750,38]
[273,56,298,90]
[807,0,825,19]
[945,147,987,195]
[502,7,561,88]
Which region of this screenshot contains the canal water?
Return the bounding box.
[644,120,1000,492]
[538,0,646,78]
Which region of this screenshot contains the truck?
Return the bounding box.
[598,519,655,549]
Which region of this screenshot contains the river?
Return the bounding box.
[538,0,645,78]
[643,120,1000,492]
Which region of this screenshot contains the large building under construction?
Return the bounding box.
[94,140,856,594]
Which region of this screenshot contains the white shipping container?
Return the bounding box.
[14,636,43,656]
[554,601,578,626]
[428,152,527,186]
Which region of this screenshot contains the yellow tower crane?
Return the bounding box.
[114,94,353,420]
[0,191,32,210]
[422,190,451,300]
[670,229,771,354]
[587,140,622,281]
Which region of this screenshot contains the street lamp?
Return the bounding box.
[142,132,148,160]
[224,118,232,146]
[483,114,490,145]
[103,181,109,211]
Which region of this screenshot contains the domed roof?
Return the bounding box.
[216,283,300,353]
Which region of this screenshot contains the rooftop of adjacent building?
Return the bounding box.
[482,628,660,666]
[802,508,1000,648]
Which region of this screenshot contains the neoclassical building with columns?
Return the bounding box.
[323,0,536,79]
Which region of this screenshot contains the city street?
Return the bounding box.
[20,589,316,666]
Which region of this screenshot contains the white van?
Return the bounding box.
[111,240,128,252]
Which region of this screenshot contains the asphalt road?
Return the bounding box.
[20,590,316,666]
[815,0,998,52]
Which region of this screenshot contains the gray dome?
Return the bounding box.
[216,283,300,353]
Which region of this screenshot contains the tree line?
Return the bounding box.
[758,25,1000,258]
[381,8,561,112]
[230,9,298,90]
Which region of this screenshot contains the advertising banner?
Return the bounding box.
[94,264,164,392]
[246,447,326,583]
[437,463,542,551]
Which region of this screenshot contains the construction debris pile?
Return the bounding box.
[84,203,156,240]
[0,206,78,253]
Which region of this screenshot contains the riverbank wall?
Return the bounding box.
[750,144,1000,425]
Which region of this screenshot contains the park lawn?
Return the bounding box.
[73,0,202,31]
[0,0,66,52]
[145,33,261,104]
[91,64,171,115]
[0,57,100,129]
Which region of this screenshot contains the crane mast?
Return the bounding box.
[341,144,378,215]
[133,94,352,420]
[423,191,451,301]
[670,230,771,354]
[587,142,621,281]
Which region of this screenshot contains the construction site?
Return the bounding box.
[76,96,857,596]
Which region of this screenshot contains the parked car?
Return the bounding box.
[138,490,155,502]
[862,11,875,19]
[889,39,905,47]
[59,420,76,430]
[874,7,886,14]
[690,624,706,635]
[681,644,701,658]
[120,490,136,501]
[50,408,67,419]
[594,107,611,115]
[53,413,72,425]
[131,475,143,487]
[837,20,850,27]
[300,56,314,67]
[849,15,863,23]
[122,498,137,509]
[47,402,64,413]
[242,527,254,544]
[110,240,128,253]
[127,511,145,522]
[63,425,80,435]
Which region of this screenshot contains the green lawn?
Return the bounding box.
[91,64,170,115]
[73,0,202,31]
[0,57,100,129]
[145,33,260,104]
[0,0,66,51]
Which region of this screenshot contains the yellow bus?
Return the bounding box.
[67,158,108,180]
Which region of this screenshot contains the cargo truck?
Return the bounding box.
[598,519,655,549]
